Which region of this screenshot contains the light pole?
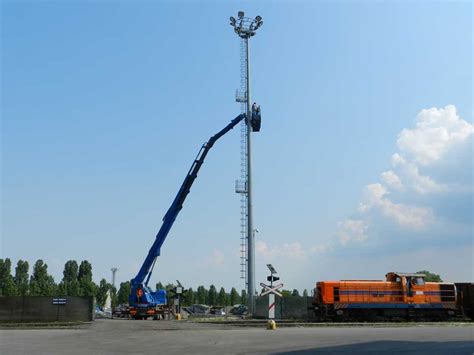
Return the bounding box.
[230,11,263,315]
[111,267,118,288]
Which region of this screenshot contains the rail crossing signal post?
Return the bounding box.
[260,264,283,328]
[170,280,186,320]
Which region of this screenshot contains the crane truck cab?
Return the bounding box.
[129,285,167,320]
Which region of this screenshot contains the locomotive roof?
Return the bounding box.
[387,272,426,277]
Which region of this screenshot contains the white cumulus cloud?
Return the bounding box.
[338,105,474,249]
[391,156,447,194]
[256,241,306,258]
[337,105,472,250]
[256,241,329,259]
[338,219,368,246]
[396,105,473,166]
[381,170,403,191]
[359,183,433,228]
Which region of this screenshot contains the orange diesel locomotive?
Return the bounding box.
[313,272,457,320]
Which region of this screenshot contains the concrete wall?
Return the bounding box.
[255,296,313,319]
[0,296,94,322]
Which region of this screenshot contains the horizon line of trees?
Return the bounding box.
[0,258,115,308]
[0,258,311,308]
[1,258,443,308]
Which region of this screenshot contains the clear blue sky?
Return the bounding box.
[2,1,472,291]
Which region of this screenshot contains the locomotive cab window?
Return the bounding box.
[412,277,425,286]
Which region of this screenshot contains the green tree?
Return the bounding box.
[281,289,292,297]
[217,287,227,306]
[303,289,308,297]
[14,260,29,296]
[0,258,17,296]
[78,260,96,297]
[29,260,56,296]
[59,260,80,296]
[417,270,442,282]
[117,281,130,304]
[110,285,118,308]
[229,287,240,305]
[78,260,92,281]
[208,285,217,306]
[182,287,195,306]
[164,283,176,305]
[96,278,111,308]
[196,286,207,304]
[240,289,247,305]
[292,289,300,297]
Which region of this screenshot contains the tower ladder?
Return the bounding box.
[235,37,248,287]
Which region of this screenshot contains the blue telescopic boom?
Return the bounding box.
[130,114,245,289]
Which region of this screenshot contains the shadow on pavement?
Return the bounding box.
[276,341,474,354]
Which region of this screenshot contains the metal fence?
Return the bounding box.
[255,296,313,319]
[0,296,94,322]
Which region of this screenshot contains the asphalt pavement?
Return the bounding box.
[1,318,473,354]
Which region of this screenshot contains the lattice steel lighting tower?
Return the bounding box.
[230,11,263,314]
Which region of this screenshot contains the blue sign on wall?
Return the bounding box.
[52,298,67,305]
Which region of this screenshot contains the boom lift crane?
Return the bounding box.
[128,113,246,319]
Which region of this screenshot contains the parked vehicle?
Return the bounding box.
[113,304,130,318]
[209,306,226,316]
[230,304,248,316]
[184,304,210,315]
[95,306,106,318]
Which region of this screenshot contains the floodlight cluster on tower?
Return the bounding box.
[230,12,263,38]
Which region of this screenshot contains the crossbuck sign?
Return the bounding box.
[260,282,283,319]
[260,283,283,297]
